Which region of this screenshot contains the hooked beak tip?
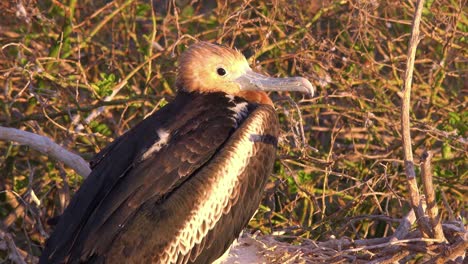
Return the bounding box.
[235,69,315,97]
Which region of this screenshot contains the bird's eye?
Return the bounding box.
[217,67,227,76]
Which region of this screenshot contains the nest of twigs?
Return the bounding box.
[225,221,467,264]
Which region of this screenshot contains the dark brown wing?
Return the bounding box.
[103,104,279,264]
[40,91,250,264]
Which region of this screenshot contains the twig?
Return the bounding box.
[423,236,468,264]
[400,0,433,238]
[420,150,446,242]
[368,250,411,264]
[312,236,391,250]
[343,238,441,252]
[440,191,455,221]
[0,96,150,125]
[392,209,416,240]
[0,126,91,177]
[73,52,163,132]
[0,229,27,264]
[81,0,136,46]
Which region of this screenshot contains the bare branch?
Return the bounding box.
[0,229,28,264]
[0,126,91,178]
[421,150,446,242]
[423,236,468,264]
[400,0,433,238]
[392,209,416,240]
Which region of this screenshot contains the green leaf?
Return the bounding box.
[181,6,194,18]
[93,73,116,97]
[136,3,152,17]
[89,120,112,136]
[441,142,453,159]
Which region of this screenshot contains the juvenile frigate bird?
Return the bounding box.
[40,41,313,264]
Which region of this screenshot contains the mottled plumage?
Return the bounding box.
[40,42,313,264]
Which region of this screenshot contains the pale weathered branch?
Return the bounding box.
[400,0,433,238]
[420,150,446,242]
[0,126,91,178]
[392,209,416,240]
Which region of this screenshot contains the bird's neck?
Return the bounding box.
[236,91,273,106]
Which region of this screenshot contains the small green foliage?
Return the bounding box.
[181,6,194,18]
[441,141,453,159]
[447,111,468,135]
[92,73,116,98]
[67,172,84,188]
[158,97,169,108]
[135,3,152,17]
[89,120,112,136]
[46,161,61,183]
[434,164,456,178]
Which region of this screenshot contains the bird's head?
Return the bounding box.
[176,42,314,105]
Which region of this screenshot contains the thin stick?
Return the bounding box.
[400,0,433,238]
[0,229,27,264]
[73,52,163,132]
[423,237,468,264]
[392,209,416,240]
[420,150,446,241]
[343,238,441,252]
[0,126,91,178]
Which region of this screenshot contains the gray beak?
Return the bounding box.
[235,70,314,96]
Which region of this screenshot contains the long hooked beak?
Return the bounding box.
[235,69,315,96]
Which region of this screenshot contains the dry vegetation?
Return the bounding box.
[0,0,467,263]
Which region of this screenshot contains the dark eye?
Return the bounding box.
[217,67,227,76]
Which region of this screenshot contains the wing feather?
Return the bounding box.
[40,92,243,264]
[103,104,279,264]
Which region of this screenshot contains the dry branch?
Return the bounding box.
[73,53,163,133]
[421,150,446,242]
[0,126,91,178]
[0,229,27,264]
[423,236,468,264]
[400,0,433,238]
[392,209,416,240]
